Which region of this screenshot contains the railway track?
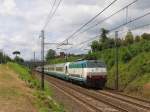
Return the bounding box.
[47,78,113,112]
[34,71,150,112]
[110,91,150,104]
[98,90,150,110]
[34,72,119,112]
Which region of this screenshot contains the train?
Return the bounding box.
[36,60,107,89]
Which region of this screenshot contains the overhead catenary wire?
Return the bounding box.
[78,23,150,50]
[43,0,62,30]
[67,12,150,50]
[46,0,62,27]
[58,0,119,46]
[48,0,53,7]
[69,0,138,41]
[43,0,57,30]
[82,23,150,50]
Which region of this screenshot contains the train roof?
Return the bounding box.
[70,60,105,64]
[44,60,105,67]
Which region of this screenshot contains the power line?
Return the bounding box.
[78,23,150,50]
[68,12,150,50]
[43,0,57,30]
[109,11,150,32]
[45,0,62,29]
[58,0,119,46]
[48,0,53,7]
[69,0,138,40]
[43,0,62,30]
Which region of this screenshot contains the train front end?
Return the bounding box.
[85,60,107,89]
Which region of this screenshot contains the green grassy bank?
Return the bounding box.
[88,40,150,98]
[8,63,65,112]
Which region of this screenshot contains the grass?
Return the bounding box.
[106,52,150,99]
[0,64,37,112]
[86,40,150,98]
[7,62,65,112]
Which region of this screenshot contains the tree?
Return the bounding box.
[125,30,134,45]
[14,56,24,64]
[0,50,12,63]
[91,28,112,51]
[12,51,24,64]
[100,28,109,42]
[135,35,141,42]
[105,38,115,48]
[46,49,56,61]
[141,33,150,40]
[13,51,20,57]
[91,41,100,52]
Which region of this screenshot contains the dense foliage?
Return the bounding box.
[0,52,11,64]
[46,49,56,61]
[88,40,150,69]
[14,56,24,64]
[88,29,150,96]
[90,29,150,52]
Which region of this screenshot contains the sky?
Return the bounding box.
[0,0,150,60]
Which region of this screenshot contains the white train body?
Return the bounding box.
[38,60,107,88]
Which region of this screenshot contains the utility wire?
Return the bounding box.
[45,0,62,29]
[43,0,57,30]
[70,0,138,40]
[79,23,150,50]
[48,0,53,7]
[68,12,150,50]
[43,0,62,30]
[58,0,119,46]
[110,11,150,32]
[81,23,150,50]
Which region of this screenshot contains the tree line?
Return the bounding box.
[91,28,150,52]
[0,52,11,64]
[44,28,150,63]
[0,51,24,64]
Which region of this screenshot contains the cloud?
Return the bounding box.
[0,0,18,16]
[0,0,149,60]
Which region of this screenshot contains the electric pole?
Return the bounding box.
[115,31,119,90]
[41,30,45,90]
[0,49,2,64]
[33,51,36,68]
[65,53,68,62]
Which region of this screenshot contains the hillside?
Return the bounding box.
[3,63,65,112]
[88,40,150,98]
[107,52,150,96]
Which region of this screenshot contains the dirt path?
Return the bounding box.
[0,65,37,112]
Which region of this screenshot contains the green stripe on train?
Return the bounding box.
[45,71,86,82]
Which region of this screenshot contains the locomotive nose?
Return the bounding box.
[86,72,107,88]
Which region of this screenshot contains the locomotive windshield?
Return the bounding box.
[87,61,106,68]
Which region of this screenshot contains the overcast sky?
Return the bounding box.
[0,0,150,60]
